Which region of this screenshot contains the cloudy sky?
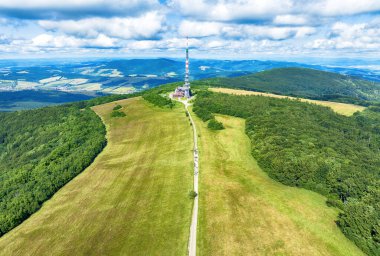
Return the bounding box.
[0,0,380,60]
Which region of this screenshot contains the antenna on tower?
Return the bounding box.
[184,36,190,98]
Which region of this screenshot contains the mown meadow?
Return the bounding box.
[0,97,193,255]
[193,90,380,255]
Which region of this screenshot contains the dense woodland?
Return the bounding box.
[193,90,380,255]
[194,67,380,105]
[0,93,138,236]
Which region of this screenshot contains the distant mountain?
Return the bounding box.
[1,58,380,111]
[1,58,379,96]
[197,67,380,104]
[0,90,99,111]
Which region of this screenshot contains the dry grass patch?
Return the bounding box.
[210,87,366,116]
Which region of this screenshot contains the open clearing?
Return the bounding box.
[193,111,364,255]
[210,87,366,116]
[0,97,193,255]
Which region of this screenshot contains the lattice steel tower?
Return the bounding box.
[184,37,190,98]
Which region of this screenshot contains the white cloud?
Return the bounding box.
[309,0,380,16]
[273,15,309,25]
[169,0,293,21]
[39,11,165,40]
[238,26,296,40]
[0,34,11,44]
[178,20,316,40]
[206,40,228,49]
[170,0,380,22]
[0,0,154,8]
[1,0,380,58]
[0,0,159,19]
[307,20,380,51]
[178,21,222,37]
[32,33,117,48]
[128,40,157,50]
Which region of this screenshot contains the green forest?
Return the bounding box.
[193,90,380,255]
[0,93,137,236]
[194,67,380,105]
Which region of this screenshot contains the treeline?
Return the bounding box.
[197,67,380,105]
[69,92,141,109]
[193,103,224,130]
[193,90,380,255]
[0,93,140,236]
[142,92,175,108]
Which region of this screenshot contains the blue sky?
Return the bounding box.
[0,0,380,60]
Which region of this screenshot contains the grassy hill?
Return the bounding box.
[193,112,364,255]
[193,90,380,255]
[0,83,378,255]
[0,92,138,237]
[0,97,193,255]
[0,102,106,236]
[197,67,380,104]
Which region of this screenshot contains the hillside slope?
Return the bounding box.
[0,103,106,236]
[198,67,380,104]
[0,97,193,255]
[193,91,380,255]
[194,112,363,255]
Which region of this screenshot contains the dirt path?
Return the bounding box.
[171,95,199,256]
[186,100,199,256]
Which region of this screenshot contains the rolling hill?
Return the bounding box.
[0,90,100,111]
[197,67,380,104]
[193,90,380,255]
[0,79,379,255]
[0,92,367,255]
[0,97,193,255]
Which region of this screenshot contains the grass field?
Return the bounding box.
[193,111,364,255]
[210,87,366,116]
[0,97,193,255]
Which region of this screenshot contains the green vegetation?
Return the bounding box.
[0,104,106,236]
[70,92,140,109]
[111,104,125,118]
[193,111,363,255]
[210,87,366,116]
[0,92,140,237]
[197,67,380,105]
[142,92,175,108]
[0,97,193,255]
[113,104,122,110]
[110,110,126,118]
[207,119,224,130]
[188,191,198,199]
[194,91,380,255]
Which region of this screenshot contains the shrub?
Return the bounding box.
[142,93,174,108]
[193,106,213,121]
[113,104,122,111]
[208,119,224,130]
[111,111,126,118]
[188,191,198,199]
